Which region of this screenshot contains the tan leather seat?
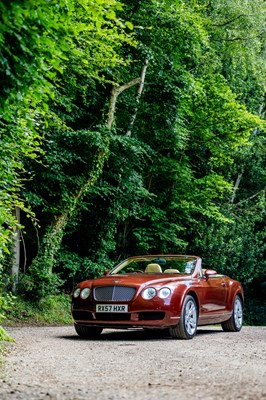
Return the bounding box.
[145,263,162,273]
[164,269,180,273]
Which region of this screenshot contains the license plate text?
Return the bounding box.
[96,304,128,313]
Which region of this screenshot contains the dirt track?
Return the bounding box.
[0,325,265,400]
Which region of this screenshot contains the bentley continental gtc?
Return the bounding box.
[71,255,244,340]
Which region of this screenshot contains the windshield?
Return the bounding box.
[110,255,197,275]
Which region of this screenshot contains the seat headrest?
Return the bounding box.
[145,263,162,273]
[164,269,180,273]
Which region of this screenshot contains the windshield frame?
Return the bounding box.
[109,254,201,277]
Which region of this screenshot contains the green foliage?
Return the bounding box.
[0,0,134,258]
[6,294,72,326]
[25,127,111,214]
[18,268,63,302]
[205,0,266,111]
[0,0,134,114]
[0,291,14,325]
[0,274,15,341]
[55,249,114,287]
[0,325,13,342]
[244,298,266,326]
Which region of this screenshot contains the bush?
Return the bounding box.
[5,294,72,326]
[0,289,15,341]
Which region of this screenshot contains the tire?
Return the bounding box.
[74,324,103,339]
[222,295,243,332]
[169,295,198,339]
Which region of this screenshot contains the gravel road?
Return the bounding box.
[0,325,265,400]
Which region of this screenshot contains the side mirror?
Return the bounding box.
[205,269,217,278]
[104,270,110,276]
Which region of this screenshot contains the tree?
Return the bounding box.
[0,0,135,282]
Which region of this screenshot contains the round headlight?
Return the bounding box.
[73,288,81,298]
[141,287,156,300]
[158,287,171,299]
[80,288,91,299]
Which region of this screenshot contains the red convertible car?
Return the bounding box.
[71,255,244,339]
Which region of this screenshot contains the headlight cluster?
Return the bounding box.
[73,287,91,299]
[142,287,156,300]
[141,287,171,300]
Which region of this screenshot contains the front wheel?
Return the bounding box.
[74,324,103,339]
[222,295,243,332]
[169,295,198,339]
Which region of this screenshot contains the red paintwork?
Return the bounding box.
[71,254,244,330]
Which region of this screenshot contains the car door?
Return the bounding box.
[201,274,228,312]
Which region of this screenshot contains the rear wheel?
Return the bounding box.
[222,295,243,332]
[74,324,103,339]
[169,295,198,339]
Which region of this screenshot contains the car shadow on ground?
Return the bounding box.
[59,326,223,342]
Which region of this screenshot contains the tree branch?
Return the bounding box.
[235,188,266,206]
[127,57,149,136]
[210,30,266,42]
[107,77,141,130]
[211,14,248,27]
[228,168,244,211]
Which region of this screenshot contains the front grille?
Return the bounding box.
[94,286,136,301]
[95,313,131,321]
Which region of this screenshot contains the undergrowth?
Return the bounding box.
[4,294,72,327]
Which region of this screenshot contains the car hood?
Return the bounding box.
[79,273,191,289]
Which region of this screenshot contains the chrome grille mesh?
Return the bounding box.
[94,286,136,301]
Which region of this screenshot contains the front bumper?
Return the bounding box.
[71,305,180,329]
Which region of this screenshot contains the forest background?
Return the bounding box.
[0,0,265,334]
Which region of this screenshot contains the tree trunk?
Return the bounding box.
[11,206,20,293]
[228,167,244,210]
